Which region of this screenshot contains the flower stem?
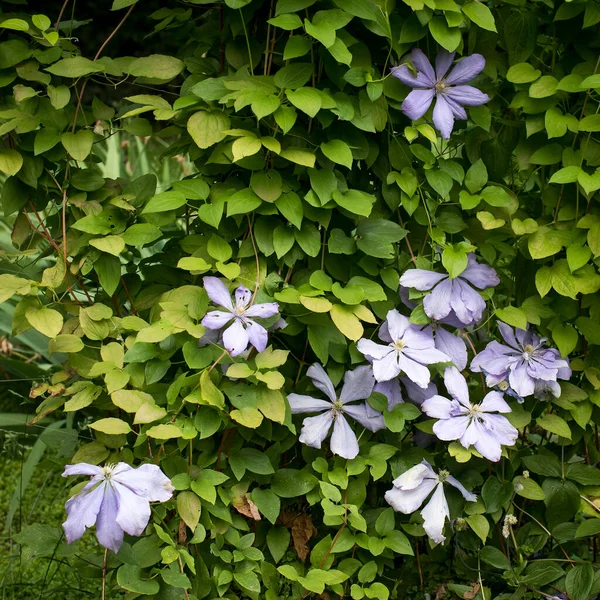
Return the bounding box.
[101,548,108,600]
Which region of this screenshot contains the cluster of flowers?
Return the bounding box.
[62,254,570,551]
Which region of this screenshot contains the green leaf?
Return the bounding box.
[187,111,230,149]
[529,76,558,98]
[94,254,121,296]
[122,224,161,246]
[286,87,322,117]
[480,546,510,570]
[495,306,527,330]
[90,235,125,256]
[146,424,183,439]
[465,159,488,194]
[274,63,313,88]
[530,144,563,165]
[268,14,303,29]
[333,189,374,216]
[275,192,303,229]
[46,57,104,77]
[177,491,201,530]
[129,55,184,79]
[428,18,461,51]
[507,62,541,83]
[466,515,490,542]
[271,469,318,497]
[267,528,290,563]
[321,139,353,168]
[356,219,408,258]
[227,188,262,217]
[566,563,594,600]
[462,2,497,31]
[0,149,23,176]
[384,530,413,555]
[90,417,131,435]
[279,147,316,167]
[117,565,160,595]
[514,476,545,500]
[537,414,571,439]
[26,307,63,338]
[61,130,94,162]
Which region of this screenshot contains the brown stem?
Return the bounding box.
[54,0,70,30]
[101,548,108,600]
[120,277,137,315]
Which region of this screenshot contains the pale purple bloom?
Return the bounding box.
[201,276,279,357]
[391,49,489,139]
[385,460,476,544]
[374,377,438,409]
[399,254,500,326]
[421,367,518,462]
[470,323,571,398]
[357,309,450,388]
[287,364,385,459]
[62,462,174,552]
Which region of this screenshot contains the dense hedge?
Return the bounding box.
[1,0,600,599]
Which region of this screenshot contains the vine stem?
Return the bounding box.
[54,0,70,31]
[101,548,108,600]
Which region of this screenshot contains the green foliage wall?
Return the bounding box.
[1,0,600,599]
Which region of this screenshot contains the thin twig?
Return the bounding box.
[101,548,108,600]
[54,0,70,31]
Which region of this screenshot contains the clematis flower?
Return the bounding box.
[399,254,499,326]
[385,460,476,544]
[391,48,490,139]
[62,462,174,552]
[287,364,385,459]
[421,367,518,461]
[470,323,571,398]
[374,377,438,409]
[357,309,450,388]
[201,276,279,357]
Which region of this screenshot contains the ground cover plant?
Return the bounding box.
[1,0,600,598]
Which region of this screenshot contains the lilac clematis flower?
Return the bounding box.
[399,254,500,327]
[62,462,174,552]
[357,309,450,388]
[422,367,518,461]
[287,364,385,460]
[385,460,476,544]
[201,276,279,357]
[470,322,571,398]
[391,49,490,139]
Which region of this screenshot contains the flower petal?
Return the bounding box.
[340,365,375,403]
[113,464,174,502]
[433,415,470,441]
[432,95,455,140]
[480,391,512,414]
[246,320,269,353]
[421,394,455,419]
[445,476,477,502]
[330,414,360,459]
[445,85,489,107]
[357,338,393,362]
[95,484,124,552]
[399,269,448,291]
[497,322,519,349]
[386,478,437,514]
[390,65,434,88]
[306,363,337,402]
[343,403,385,432]
[443,366,470,407]
[63,463,104,478]
[411,48,436,84]
[444,53,486,85]
[436,50,455,80]
[201,310,233,330]
[63,481,106,544]
[508,362,535,397]
[222,319,249,357]
[423,278,453,321]
[245,302,279,318]
[386,309,411,342]
[402,88,435,120]
[402,377,438,405]
[287,393,332,414]
[374,379,404,409]
[398,353,432,388]
[299,411,333,449]
[483,413,519,447]
[459,254,500,289]
[444,95,468,119]
[373,349,402,382]
[392,460,437,489]
[203,276,233,310]
[435,327,468,371]
[421,483,449,544]
[235,286,252,310]
[451,278,486,325]
[114,481,152,537]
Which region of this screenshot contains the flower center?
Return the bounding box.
[333,399,344,414]
[522,344,534,360]
[236,306,246,316]
[102,464,115,479]
[498,381,509,391]
[438,469,449,482]
[393,339,406,352]
[434,81,446,93]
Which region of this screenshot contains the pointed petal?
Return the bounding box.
[330,414,359,459]
[444,94,468,119]
[340,366,375,403]
[95,485,124,552]
[421,394,454,419]
[433,415,470,441]
[497,322,519,349]
[432,95,455,140]
[392,461,436,489]
[483,413,519,447]
[508,363,535,397]
[436,50,455,80]
[443,366,470,406]
[245,302,279,318]
[480,391,512,413]
[113,464,174,502]
[435,327,468,371]
[201,310,233,330]
[373,349,402,382]
[374,379,404,409]
[62,481,106,544]
[222,319,249,357]
[451,278,486,325]
[423,278,453,321]
[235,286,252,310]
[287,394,332,414]
[385,478,436,514]
[63,463,104,478]
[246,320,269,353]
[445,85,489,107]
[446,475,477,502]
[399,269,448,291]
[421,484,449,544]
[306,363,337,402]
[114,481,152,537]
[411,48,436,84]
[358,338,394,362]
[298,411,334,449]
[390,65,434,88]
[459,255,500,289]
[397,353,431,388]
[386,309,411,341]
[444,54,486,85]
[403,344,450,365]
[402,377,438,405]
[402,88,435,120]
[203,276,233,310]
[343,403,385,432]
